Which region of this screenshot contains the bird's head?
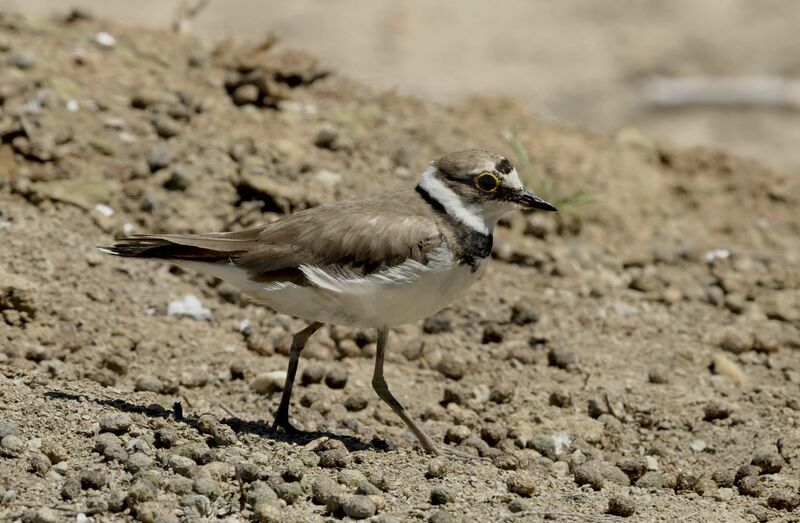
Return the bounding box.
[417,149,556,233]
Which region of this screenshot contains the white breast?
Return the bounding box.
[183,247,487,328]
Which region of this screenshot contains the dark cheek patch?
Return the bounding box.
[496,158,513,174]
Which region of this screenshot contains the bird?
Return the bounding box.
[102,149,557,457]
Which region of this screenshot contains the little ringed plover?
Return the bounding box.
[102,149,557,456]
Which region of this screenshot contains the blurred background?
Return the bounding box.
[4,0,799,170]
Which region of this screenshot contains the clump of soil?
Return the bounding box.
[1,11,799,522]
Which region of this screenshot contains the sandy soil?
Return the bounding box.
[4,1,800,171]
[1,10,799,523]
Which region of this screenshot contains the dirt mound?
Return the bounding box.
[1,11,799,522]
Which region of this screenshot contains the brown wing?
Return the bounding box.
[103,190,444,284]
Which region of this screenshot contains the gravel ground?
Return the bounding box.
[1,10,799,523]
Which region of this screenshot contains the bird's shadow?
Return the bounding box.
[44,390,387,453]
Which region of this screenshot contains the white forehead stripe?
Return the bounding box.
[505,168,524,190]
[418,167,489,235]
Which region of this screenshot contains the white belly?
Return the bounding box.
[180,247,487,328]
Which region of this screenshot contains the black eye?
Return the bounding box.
[475,172,499,192]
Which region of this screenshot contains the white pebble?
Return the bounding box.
[122,223,134,235]
[92,31,116,48]
[167,294,213,321]
[94,204,114,217]
[66,100,79,112]
[689,439,707,452]
[704,248,731,264]
[251,371,288,394]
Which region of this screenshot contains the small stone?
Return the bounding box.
[7,51,36,70]
[548,347,576,370]
[127,479,157,506]
[714,487,735,501]
[192,477,221,500]
[126,453,154,474]
[153,115,181,139]
[154,428,177,449]
[481,325,504,344]
[489,382,514,403]
[531,433,570,460]
[738,475,763,497]
[297,363,325,386]
[506,471,537,497]
[282,459,306,482]
[324,367,348,389]
[607,495,636,517]
[0,421,18,439]
[318,448,349,468]
[275,481,302,504]
[712,468,736,488]
[251,371,287,394]
[428,511,458,523]
[480,424,507,447]
[356,480,381,496]
[342,495,377,519]
[422,312,453,334]
[510,302,538,325]
[711,353,745,386]
[311,476,340,505]
[430,486,456,505]
[617,457,647,483]
[253,500,282,523]
[444,425,471,445]
[718,328,753,354]
[134,374,163,393]
[246,335,274,356]
[80,468,107,490]
[573,461,604,490]
[436,358,467,380]
[426,457,449,479]
[167,454,196,476]
[549,390,572,408]
[233,84,260,106]
[344,393,368,412]
[95,433,128,462]
[767,491,800,511]
[508,498,532,513]
[636,471,673,489]
[61,477,81,500]
[338,469,369,488]
[1,434,26,457]
[22,508,58,523]
[246,483,279,507]
[99,412,132,434]
[751,446,785,474]
[647,367,669,384]
[163,168,191,191]
[689,440,707,453]
[146,147,172,173]
[313,126,340,150]
[703,401,733,421]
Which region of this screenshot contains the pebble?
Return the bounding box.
[61,477,81,500]
[480,424,507,447]
[356,480,381,496]
[549,390,572,408]
[647,367,669,384]
[301,363,326,385]
[318,448,349,468]
[134,373,163,393]
[342,495,377,519]
[325,367,349,389]
[531,433,570,460]
[718,328,753,354]
[282,459,306,482]
[430,486,456,505]
[548,347,577,369]
[163,168,191,191]
[437,358,468,380]
[251,371,287,394]
[573,461,604,490]
[275,481,303,504]
[711,353,745,386]
[28,452,50,475]
[246,335,274,356]
[1,434,26,457]
[0,421,18,438]
[344,393,369,411]
[714,487,734,501]
[126,452,154,474]
[636,471,674,489]
[426,457,449,479]
[489,382,514,403]
[607,495,636,517]
[253,500,282,523]
[80,468,107,490]
[737,475,763,497]
[154,428,177,449]
[7,51,36,70]
[444,425,471,445]
[703,401,733,421]
[99,412,133,434]
[233,84,260,106]
[712,468,736,488]
[481,325,504,344]
[127,479,157,506]
[508,498,532,513]
[422,312,453,334]
[767,491,800,511]
[167,454,196,476]
[22,508,58,523]
[311,476,340,505]
[617,457,647,483]
[338,469,369,488]
[510,302,539,325]
[506,471,537,497]
[428,511,458,523]
[750,446,784,474]
[95,433,128,462]
[146,147,173,172]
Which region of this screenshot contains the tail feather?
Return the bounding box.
[99,234,250,262]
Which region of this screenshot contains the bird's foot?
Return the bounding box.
[271,416,302,435]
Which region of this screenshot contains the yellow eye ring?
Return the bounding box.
[475,172,499,193]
